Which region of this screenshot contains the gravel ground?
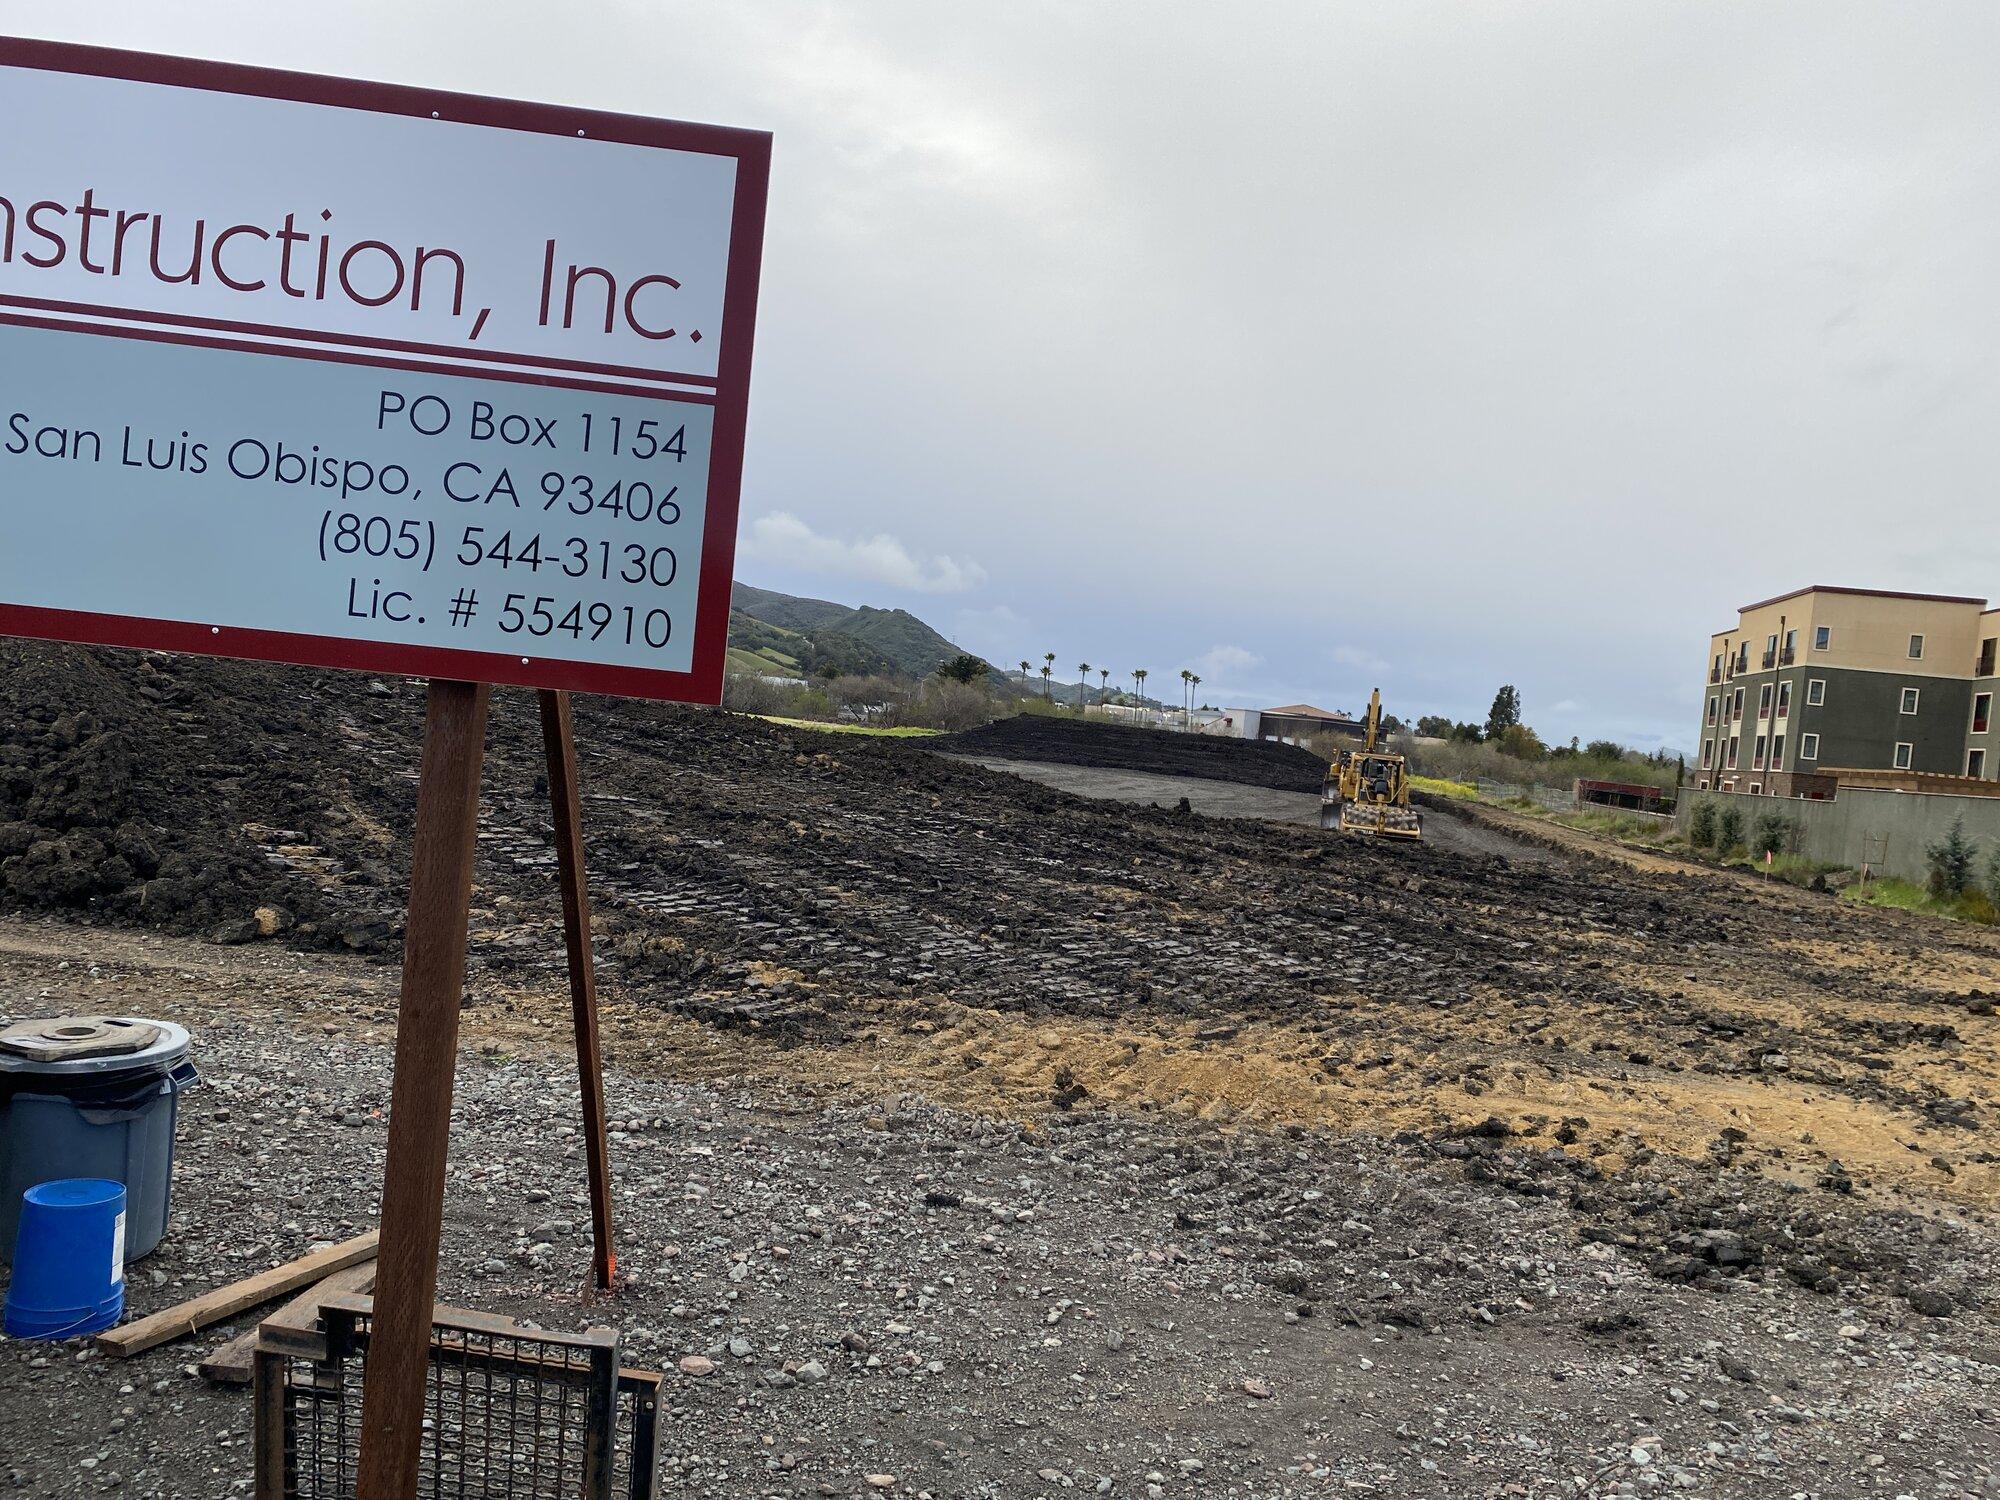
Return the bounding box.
[0,919,1997,1498]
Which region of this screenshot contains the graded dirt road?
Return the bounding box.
[948,753,1554,863]
[2,652,1999,1494]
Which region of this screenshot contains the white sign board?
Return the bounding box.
[0,39,768,702]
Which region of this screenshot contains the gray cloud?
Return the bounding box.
[22,2,2000,750]
[739,512,985,594]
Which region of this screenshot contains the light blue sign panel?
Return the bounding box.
[0,323,712,675]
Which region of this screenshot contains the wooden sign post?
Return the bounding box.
[0,41,768,1498]
[355,681,492,1493]
[539,688,618,1290]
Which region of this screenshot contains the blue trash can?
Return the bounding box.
[4,1178,127,1339]
[0,1017,197,1267]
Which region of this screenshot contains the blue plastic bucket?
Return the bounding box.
[3,1178,127,1339]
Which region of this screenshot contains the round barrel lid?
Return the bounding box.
[0,1016,190,1075]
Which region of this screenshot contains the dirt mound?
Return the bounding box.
[935,713,1328,791]
[0,641,387,943]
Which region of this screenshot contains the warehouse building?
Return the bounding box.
[1695,585,2000,796]
[1226,704,1366,746]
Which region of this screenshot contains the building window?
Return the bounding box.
[1737,643,1749,672]
[1697,778,1710,790]
[1776,682,1791,718]
[1722,778,1737,791]
[1771,734,1785,770]
[1909,633,1925,659]
[1748,783,1762,795]
[1753,735,1767,769]
[1970,749,1987,779]
[1799,733,1819,760]
[1706,695,1718,725]
[1806,678,1825,706]
[1757,684,1773,718]
[1701,737,1714,768]
[1974,693,1991,734]
[1901,687,1920,715]
[1814,625,1831,650]
[1981,637,1997,677]
[1894,741,1914,770]
[1726,737,1739,769]
[1731,687,1744,719]
[1783,628,1797,661]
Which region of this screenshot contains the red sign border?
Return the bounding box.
[0,36,769,706]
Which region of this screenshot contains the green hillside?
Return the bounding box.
[731,583,854,634]
[725,610,808,677]
[730,583,970,678]
[724,603,903,680]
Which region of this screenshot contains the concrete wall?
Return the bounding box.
[1674,786,2000,884]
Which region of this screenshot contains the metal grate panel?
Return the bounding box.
[254,1294,658,1500]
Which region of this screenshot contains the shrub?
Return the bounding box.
[1717,806,1744,853]
[1494,724,1547,760]
[1955,888,1999,925]
[1987,845,2000,901]
[1394,735,1674,798]
[935,652,989,685]
[725,669,1002,732]
[722,671,813,715]
[1752,813,1795,859]
[1689,800,1718,850]
[1927,818,1977,899]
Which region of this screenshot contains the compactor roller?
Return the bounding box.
[1319,689,1422,841]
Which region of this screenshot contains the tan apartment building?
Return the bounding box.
[1695,586,2000,796]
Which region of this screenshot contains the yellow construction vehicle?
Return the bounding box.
[1320,689,1422,840]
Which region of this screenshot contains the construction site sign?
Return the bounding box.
[0,39,768,703]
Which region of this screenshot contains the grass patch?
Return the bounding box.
[1411,775,1476,800]
[726,645,805,676]
[751,715,940,738]
[1553,808,1675,844]
[1841,877,1999,924]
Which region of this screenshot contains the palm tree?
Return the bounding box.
[1133,668,1148,719]
[1179,668,1193,729]
[1077,662,1090,711]
[1098,667,1110,704]
[1019,659,1031,689]
[1042,652,1056,702]
[1190,674,1203,725]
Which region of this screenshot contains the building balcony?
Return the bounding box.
[1779,647,1795,665]
[1709,668,1721,684]
[1760,650,1776,669]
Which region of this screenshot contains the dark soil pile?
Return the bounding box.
[0,641,377,944]
[935,712,1329,791]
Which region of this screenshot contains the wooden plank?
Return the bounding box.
[538,687,617,1289]
[323,1291,618,1351]
[94,1230,378,1359]
[200,1260,376,1385]
[251,1348,288,1500]
[356,678,491,1500]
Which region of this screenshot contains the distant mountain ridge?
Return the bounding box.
[730,582,972,679]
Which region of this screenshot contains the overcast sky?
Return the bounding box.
[15,2,2000,749]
